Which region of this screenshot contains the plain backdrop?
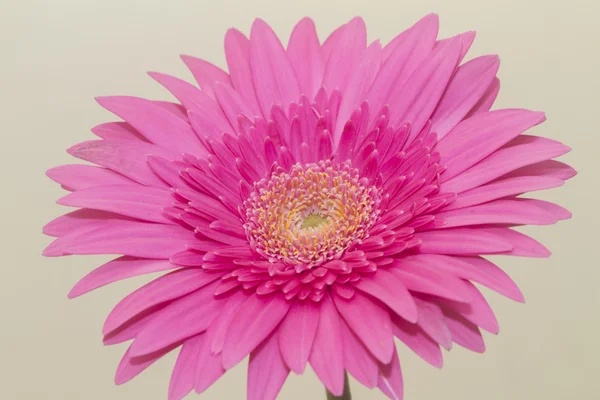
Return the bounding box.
[1,0,598,399]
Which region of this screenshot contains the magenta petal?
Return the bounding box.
[57,184,173,224]
[103,268,219,335]
[287,17,324,99]
[465,77,500,118]
[169,335,204,400]
[392,314,443,368]
[67,139,176,187]
[91,121,148,142]
[250,19,301,118]
[438,109,546,181]
[377,345,403,400]
[129,281,223,357]
[407,254,524,302]
[482,227,552,257]
[340,319,379,388]
[248,332,290,400]
[444,309,486,353]
[334,290,394,364]
[354,268,418,323]
[95,96,205,155]
[222,293,291,369]
[430,55,500,139]
[415,228,512,255]
[413,297,452,350]
[438,281,499,334]
[115,344,177,385]
[69,257,177,298]
[180,55,231,100]
[309,293,345,396]
[278,300,319,374]
[56,220,195,259]
[46,164,133,191]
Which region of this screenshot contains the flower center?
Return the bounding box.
[243,160,382,267]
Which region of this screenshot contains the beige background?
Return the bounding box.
[1,0,598,398]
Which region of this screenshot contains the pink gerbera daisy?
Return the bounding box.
[43,14,574,400]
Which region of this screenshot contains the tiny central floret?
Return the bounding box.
[244,160,382,266]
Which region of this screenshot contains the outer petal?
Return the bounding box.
[57,184,173,224]
[278,299,320,374]
[68,257,177,298]
[180,55,231,100]
[438,109,546,181]
[415,228,512,255]
[95,96,205,155]
[340,319,379,388]
[392,314,443,368]
[103,268,220,335]
[390,35,463,141]
[378,345,403,400]
[248,332,290,400]
[309,293,345,396]
[354,268,418,323]
[224,28,261,115]
[430,55,500,139]
[287,17,324,99]
[115,344,178,385]
[169,335,204,400]
[46,164,133,191]
[250,19,301,118]
[222,293,291,369]
[333,291,394,364]
[129,281,223,357]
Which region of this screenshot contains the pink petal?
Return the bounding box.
[67,139,177,187]
[382,13,438,62]
[309,293,345,396]
[465,77,500,118]
[287,17,324,99]
[149,72,232,137]
[68,256,177,298]
[445,176,564,211]
[435,31,476,64]
[194,332,226,394]
[129,281,222,357]
[322,17,366,98]
[442,135,571,193]
[103,268,220,335]
[57,184,173,224]
[407,254,524,302]
[43,209,130,238]
[390,35,462,141]
[413,297,452,350]
[278,299,319,374]
[435,199,558,228]
[390,259,473,302]
[444,309,485,353]
[169,335,204,400]
[430,55,500,139]
[354,268,418,323]
[333,290,394,364]
[180,55,231,100]
[224,28,261,115]
[439,109,546,180]
[438,281,499,334]
[222,293,291,369]
[95,96,205,155]
[206,290,250,355]
[503,160,576,182]
[91,121,148,142]
[115,344,177,385]
[53,220,195,259]
[334,40,382,139]
[481,227,551,257]
[378,345,403,400]
[340,319,379,388]
[392,314,443,368]
[250,19,301,118]
[46,164,134,191]
[248,332,290,400]
[214,82,256,129]
[415,228,512,255]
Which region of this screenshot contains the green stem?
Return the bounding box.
[326,372,352,400]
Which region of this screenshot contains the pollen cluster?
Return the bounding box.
[243,160,382,266]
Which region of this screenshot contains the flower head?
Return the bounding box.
[44,14,574,400]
